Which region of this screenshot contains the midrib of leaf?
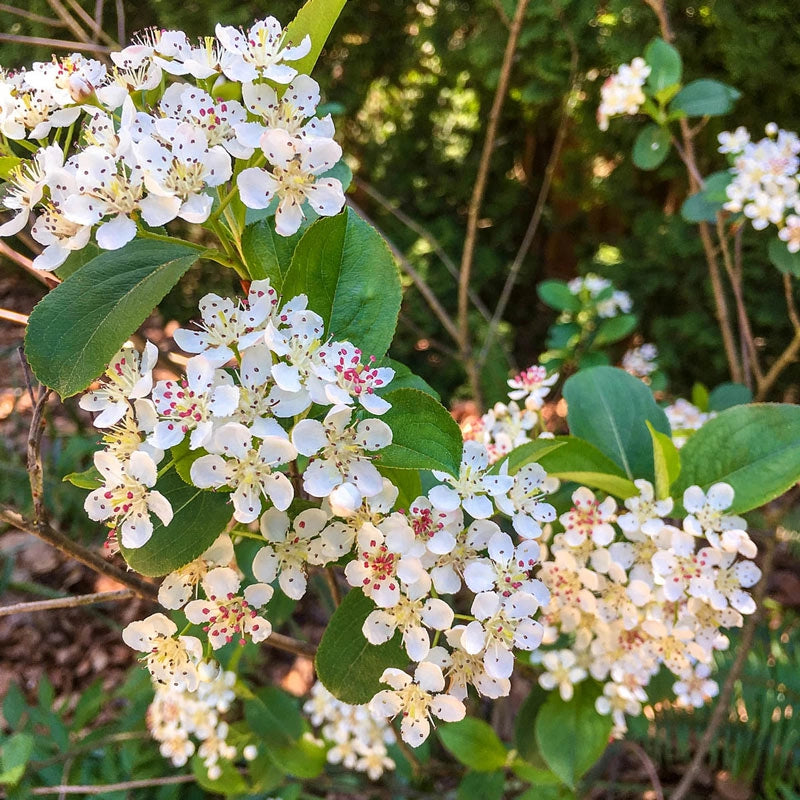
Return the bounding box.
[592,375,633,479]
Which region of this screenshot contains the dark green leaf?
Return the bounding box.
[534,683,612,789]
[673,403,800,514]
[493,439,567,475]
[377,465,422,511]
[171,440,212,487]
[538,280,580,312]
[241,219,303,288]
[644,38,682,92]
[376,388,463,476]
[0,733,34,787]
[768,237,800,277]
[120,470,232,576]
[53,243,100,280]
[563,367,671,483]
[671,79,740,117]
[191,755,248,795]
[438,718,507,771]
[647,420,680,499]
[283,0,347,76]
[515,683,550,762]
[708,382,752,412]
[25,240,197,397]
[315,588,406,704]
[593,314,637,346]
[680,171,734,223]
[282,208,401,360]
[456,770,505,800]
[380,358,440,400]
[62,466,101,490]
[632,125,671,170]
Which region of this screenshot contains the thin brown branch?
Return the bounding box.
[0,240,59,288]
[354,178,492,322]
[27,385,51,525]
[755,329,800,401]
[0,589,135,618]
[0,33,111,54]
[478,9,578,369]
[62,0,118,47]
[0,505,160,602]
[622,741,664,800]
[490,0,511,27]
[114,0,125,45]
[643,0,673,41]
[0,3,65,26]
[348,199,461,345]
[0,307,29,325]
[670,534,777,800]
[783,273,800,331]
[458,0,530,408]
[46,0,92,43]
[29,775,196,795]
[267,631,317,659]
[324,566,341,607]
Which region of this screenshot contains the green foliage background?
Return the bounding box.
[3,0,800,401]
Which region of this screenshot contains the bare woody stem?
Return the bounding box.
[28,774,196,796]
[458,0,531,409]
[0,589,135,618]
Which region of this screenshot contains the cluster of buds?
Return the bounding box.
[597,57,651,132]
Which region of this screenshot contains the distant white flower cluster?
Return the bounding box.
[0,18,346,268]
[597,57,651,132]
[568,273,633,319]
[622,343,659,380]
[719,124,800,253]
[665,398,715,449]
[535,480,759,733]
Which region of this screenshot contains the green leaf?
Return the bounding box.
[62,466,101,490]
[644,38,682,92]
[376,388,463,476]
[563,367,671,483]
[54,243,101,280]
[511,759,562,785]
[507,436,637,498]
[593,314,637,346]
[282,208,401,360]
[534,683,612,789]
[691,381,710,412]
[171,439,212,486]
[632,125,671,170]
[0,156,21,180]
[377,465,422,511]
[241,219,303,288]
[283,0,347,76]
[537,280,580,313]
[515,683,550,762]
[708,382,752,412]
[438,718,508,771]
[191,755,248,795]
[768,236,800,277]
[1,685,26,729]
[647,420,680,499]
[493,439,567,475]
[380,358,440,400]
[315,588,406,704]
[673,403,800,514]
[456,770,505,800]
[120,470,232,576]
[25,240,197,398]
[0,733,34,787]
[671,79,740,117]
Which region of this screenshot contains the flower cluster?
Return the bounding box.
[622,343,659,380]
[534,480,759,734]
[597,57,651,132]
[0,18,346,269]
[460,365,558,464]
[304,682,396,780]
[719,123,800,252]
[664,398,715,449]
[567,274,633,319]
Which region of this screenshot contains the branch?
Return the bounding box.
[27,384,51,526]
[0,589,135,618]
[62,0,118,47]
[29,775,196,796]
[0,240,59,288]
[46,0,92,43]
[267,631,317,659]
[670,533,777,800]
[0,506,159,602]
[0,3,65,26]
[478,6,578,369]
[0,33,111,53]
[458,0,531,407]
[0,307,29,325]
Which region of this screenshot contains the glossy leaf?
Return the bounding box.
[456,770,505,800]
[538,280,580,312]
[632,125,671,170]
[380,358,440,400]
[647,420,680,499]
[0,733,34,787]
[376,388,463,476]
[644,38,682,92]
[564,367,671,484]
[120,470,232,576]
[708,382,752,412]
[673,403,800,514]
[282,208,401,360]
[315,588,406,704]
[438,718,508,772]
[283,0,347,76]
[593,313,637,346]
[62,466,102,490]
[671,79,740,117]
[241,219,303,288]
[768,236,800,277]
[25,240,197,398]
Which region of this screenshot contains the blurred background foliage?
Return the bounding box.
[3,0,800,403]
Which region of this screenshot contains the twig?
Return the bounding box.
[0,33,111,54]
[0,240,59,288]
[114,0,125,45]
[18,346,36,406]
[268,631,317,659]
[490,0,511,27]
[458,0,530,408]
[62,0,118,47]
[348,199,461,345]
[0,505,159,602]
[27,384,51,526]
[783,273,800,331]
[670,534,777,800]
[398,312,457,358]
[753,275,800,400]
[478,6,578,369]
[324,566,341,607]
[46,0,92,43]
[0,307,29,325]
[621,741,664,800]
[0,3,65,26]
[354,178,492,322]
[28,775,196,795]
[0,589,135,618]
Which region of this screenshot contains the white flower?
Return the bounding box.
[682,483,746,539]
[122,613,202,690]
[429,519,498,594]
[158,534,234,609]
[293,405,392,503]
[368,663,466,746]
[237,129,344,236]
[617,479,672,537]
[538,650,588,701]
[251,507,330,599]
[190,422,296,523]
[318,342,394,414]
[673,663,719,708]
[494,461,558,538]
[0,144,64,236]
[84,450,172,548]
[184,567,273,648]
[507,365,558,407]
[560,486,617,547]
[428,441,513,519]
